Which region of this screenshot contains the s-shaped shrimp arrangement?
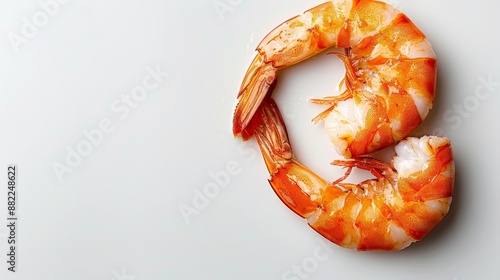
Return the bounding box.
[232,0,455,251]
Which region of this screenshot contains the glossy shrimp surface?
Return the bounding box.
[233,0,436,158]
[251,99,454,251]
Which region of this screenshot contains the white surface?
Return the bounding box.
[0,0,499,279]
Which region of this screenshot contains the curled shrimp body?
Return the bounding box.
[251,99,454,251]
[233,0,436,158]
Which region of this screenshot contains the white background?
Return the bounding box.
[0,0,499,279]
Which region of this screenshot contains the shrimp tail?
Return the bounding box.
[253,98,327,218]
[233,54,278,139]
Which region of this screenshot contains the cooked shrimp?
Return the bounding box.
[233,0,437,158]
[251,99,454,250]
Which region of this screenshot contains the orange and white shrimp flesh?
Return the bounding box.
[233,0,437,158]
[251,99,454,251]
